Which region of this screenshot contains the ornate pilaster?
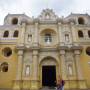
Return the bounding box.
[13,46,24,90]
[59,46,68,80]
[74,50,83,80]
[18,22,26,46]
[58,21,64,46]
[59,49,67,80]
[71,24,78,45]
[31,49,39,90]
[59,46,71,89]
[32,50,39,80]
[33,19,39,47]
[16,50,24,80]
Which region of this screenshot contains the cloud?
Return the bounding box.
[0,0,90,24]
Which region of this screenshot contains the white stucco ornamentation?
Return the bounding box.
[0,8,89,90]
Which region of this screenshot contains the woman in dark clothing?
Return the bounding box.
[61,80,65,90]
[56,76,65,90]
[56,76,62,90]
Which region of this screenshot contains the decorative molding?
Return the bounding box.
[38,9,58,21]
[17,50,24,56]
[40,47,58,52]
[71,46,83,51]
[58,46,68,50]
[16,44,25,50]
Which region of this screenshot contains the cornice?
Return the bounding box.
[0,42,18,45]
[40,47,58,52]
[71,46,83,51]
[16,44,25,50]
[58,46,68,50]
[0,25,21,30]
[39,20,57,24]
[75,24,90,29]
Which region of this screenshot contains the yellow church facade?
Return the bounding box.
[0,9,90,90]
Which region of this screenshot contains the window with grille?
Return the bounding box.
[45,33,52,44]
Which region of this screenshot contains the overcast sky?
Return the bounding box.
[0,0,90,24]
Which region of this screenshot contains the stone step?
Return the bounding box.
[0,88,90,90]
[40,87,90,90]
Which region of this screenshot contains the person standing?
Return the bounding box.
[56,76,62,90]
[61,79,65,90]
[56,76,65,90]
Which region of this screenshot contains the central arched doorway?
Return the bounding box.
[42,65,56,87]
[40,56,58,87]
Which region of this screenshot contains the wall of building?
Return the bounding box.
[0,45,18,88]
[81,45,90,88]
[0,9,90,89]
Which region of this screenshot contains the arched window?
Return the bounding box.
[78,17,84,25]
[12,18,18,25]
[78,30,84,38]
[45,33,52,44]
[1,62,8,72]
[88,30,90,38]
[3,31,9,37]
[13,30,19,37]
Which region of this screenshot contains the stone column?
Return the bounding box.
[32,50,38,80]
[58,22,64,46]
[16,50,24,80]
[31,50,39,89]
[59,49,67,80]
[13,50,24,90]
[18,22,26,46]
[74,50,83,80]
[71,23,76,42]
[74,50,87,89]
[33,19,39,47]
[59,49,69,89]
